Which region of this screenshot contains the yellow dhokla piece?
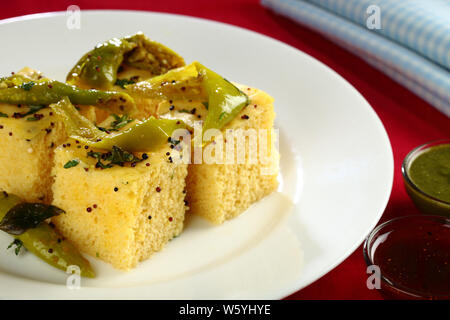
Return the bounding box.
[0,67,67,203]
[0,67,96,203]
[51,142,188,270]
[0,104,66,203]
[185,85,279,224]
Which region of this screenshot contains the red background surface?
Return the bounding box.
[1,0,449,300]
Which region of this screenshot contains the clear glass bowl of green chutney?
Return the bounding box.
[402,139,450,217]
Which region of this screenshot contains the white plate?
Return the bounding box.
[0,10,393,299]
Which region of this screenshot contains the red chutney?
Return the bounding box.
[371,216,450,299]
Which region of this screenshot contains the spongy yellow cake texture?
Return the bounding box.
[0,104,67,203]
[185,85,279,224]
[51,142,188,270]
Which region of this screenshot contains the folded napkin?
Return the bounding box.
[261,0,450,116]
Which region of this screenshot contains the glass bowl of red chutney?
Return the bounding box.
[363,215,450,300]
[402,139,450,217]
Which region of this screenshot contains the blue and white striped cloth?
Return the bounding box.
[261,0,450,116]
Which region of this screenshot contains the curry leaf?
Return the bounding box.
[0,203,64,235]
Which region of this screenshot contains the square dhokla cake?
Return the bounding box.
[51,142,188,270]
[0,67,98,203]
[151,84,279,225]
[185,85,279,224]
[0,103,66,203]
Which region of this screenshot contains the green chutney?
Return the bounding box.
[408,144,450,203]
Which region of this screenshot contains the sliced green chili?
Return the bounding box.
[0,192,95,278]
[50,97,186,152]
[66,32,185,90]
[0,74,136,115]
[128,61,249,132]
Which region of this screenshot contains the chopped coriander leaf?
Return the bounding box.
[87,150,102,159]
[115,78,136,89]
[218,111,227,121]
[95,161,113,169]
[26,115,41,121]
[15,105,46,118]
[95,115,133,133]
[110,114,133,130]
[201,102,209,110]
[20,81,36,91]
[64,159,80,169]
[7,239,24,255]
[106,146,141,165]
[87,146,142,169]
[0,112,8,118]
[179,109,191,113]
[89,152,114,168]
[97,126,112,132]
[26,105,46,115]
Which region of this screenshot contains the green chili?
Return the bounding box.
[66,32,185,90]
[0,192,95,278]
[0,74,136,115]
[128,62,249,132]
[50,97,186,152]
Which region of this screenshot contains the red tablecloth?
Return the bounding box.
[1,0,449,300]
